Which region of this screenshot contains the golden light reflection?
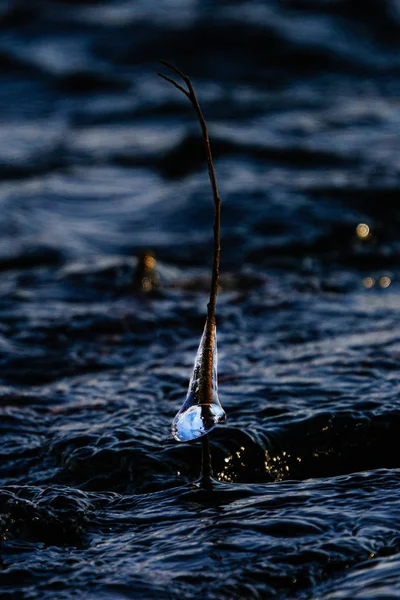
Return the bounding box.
[356,223,370,240]
[379,276,391,288]
[144,255,156,269]
[218,453,234,483]
[264,449,295,481]
[217,447,300,483]
[363,277,375,289]
[134,250,160,292]
[216,446,251,483]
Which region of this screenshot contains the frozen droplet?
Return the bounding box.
[172,403,225,442]
[172,319,226,442]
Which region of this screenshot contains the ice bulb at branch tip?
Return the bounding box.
[172,320,226,442]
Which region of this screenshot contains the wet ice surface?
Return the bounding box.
[1,1,400,598]
[172,403,226,442]
[172,320,226,441]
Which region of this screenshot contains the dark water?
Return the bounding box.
[1,0,400,598]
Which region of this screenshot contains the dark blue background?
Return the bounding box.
[1,1,400,598]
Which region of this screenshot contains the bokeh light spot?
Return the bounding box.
[356,223,370,239]
[363,277,375,289]
[379,276,391,288]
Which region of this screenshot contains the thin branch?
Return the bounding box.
[160,61,222,489]
[158,60,221,325]
[157,73,190,98]
[200,434,213,489]
[159,59,189,83]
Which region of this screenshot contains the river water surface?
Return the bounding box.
[1,1,400,598]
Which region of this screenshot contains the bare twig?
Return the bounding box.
[158,60,221,326]
[159,61,222,488]
[200,432,213,488]
[158,73,189,98]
